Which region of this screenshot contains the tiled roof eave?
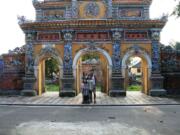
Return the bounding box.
[20,20,166,31]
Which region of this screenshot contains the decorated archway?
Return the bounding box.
[73,47,112,95]
[34,45,63,95]
[121,45,152,95]
[19,0,167,97]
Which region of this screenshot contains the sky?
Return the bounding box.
[0,0,180,55]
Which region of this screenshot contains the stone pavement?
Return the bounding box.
[15,121,155,135]
[0,91,179,105]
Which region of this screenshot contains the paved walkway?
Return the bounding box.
[0,91,179,105]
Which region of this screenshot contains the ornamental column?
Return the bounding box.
[107,0,112,18]
[71,0,78,19]
[109,29,126,97]
[150,29,166,96]
[21,32,37,96]
[59,30,76,97]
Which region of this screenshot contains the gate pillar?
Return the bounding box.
[109,29,126,97]
[21,32,37,96]
[150,29,166,96]
[59,31,76,97]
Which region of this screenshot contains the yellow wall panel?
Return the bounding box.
[55,44,64,59]
[72,43,85,58]
[34,45,42,57]
[121,43,152,57]
[79,2,107,19]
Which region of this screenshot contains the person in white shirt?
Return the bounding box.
[88,71,96,104]
[87,73,93,103]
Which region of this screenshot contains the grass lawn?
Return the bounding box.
[45,84,59,92]
[96,84,101,91]
[128,85,142,91]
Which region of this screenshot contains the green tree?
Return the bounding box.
[174,42,180,50]
[45,58,59,78]
[82,53,99,61]
[172,1,180,17]
[169,42,180,50]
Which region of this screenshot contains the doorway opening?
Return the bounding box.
[75,51,110,95]
[124,55,149,95]
[126,56,142,92]
[37,57,61,96]
[45,58,60,92]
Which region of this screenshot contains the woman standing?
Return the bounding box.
[82,72,90,104]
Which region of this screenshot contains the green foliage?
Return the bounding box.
[169,42,180,50]
[45,84,59,92]
[96,83,101,91]
[128,85,142,91]
[45,58,59,78]
[174,42,180,50]
[172,1,180,17]
[82,53,99,61]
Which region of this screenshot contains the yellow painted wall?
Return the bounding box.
[141,58,149,94]
[79,2,107,19]
[34,43,113,61]
[101,43,113,56]
[99,54,109,93]
[33,41,152,96]
[72,43,113,58]
[38,61,43,95]
[76,58,81,94]
[33,44,64,61]
[72,43,85,58]
[121,42,152,57]
[34,44,43,57]
[55,44,64,59]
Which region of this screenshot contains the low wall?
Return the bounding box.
[0,53,25,95]
[0,73,24,95]
[161,46,180,95]
[162,73,180,95]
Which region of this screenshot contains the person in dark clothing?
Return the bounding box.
[92,73,97,104]
[87,72,96,104]
[82,72,90,104]
[87,73,93,103]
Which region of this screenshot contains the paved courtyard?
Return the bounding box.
[0,91,179,105]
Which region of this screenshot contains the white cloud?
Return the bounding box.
[0,0,35,55]
[150,0,180,45]
[0,0,179,54]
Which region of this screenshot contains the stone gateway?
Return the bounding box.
[1,0,169,97]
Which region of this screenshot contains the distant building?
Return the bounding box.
[130,62,142,76]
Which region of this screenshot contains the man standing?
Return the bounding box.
[88,71,97,104]
[92,73,96,104]
[87,73,93,103]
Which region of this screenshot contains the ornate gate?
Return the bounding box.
[17,0,167,97]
